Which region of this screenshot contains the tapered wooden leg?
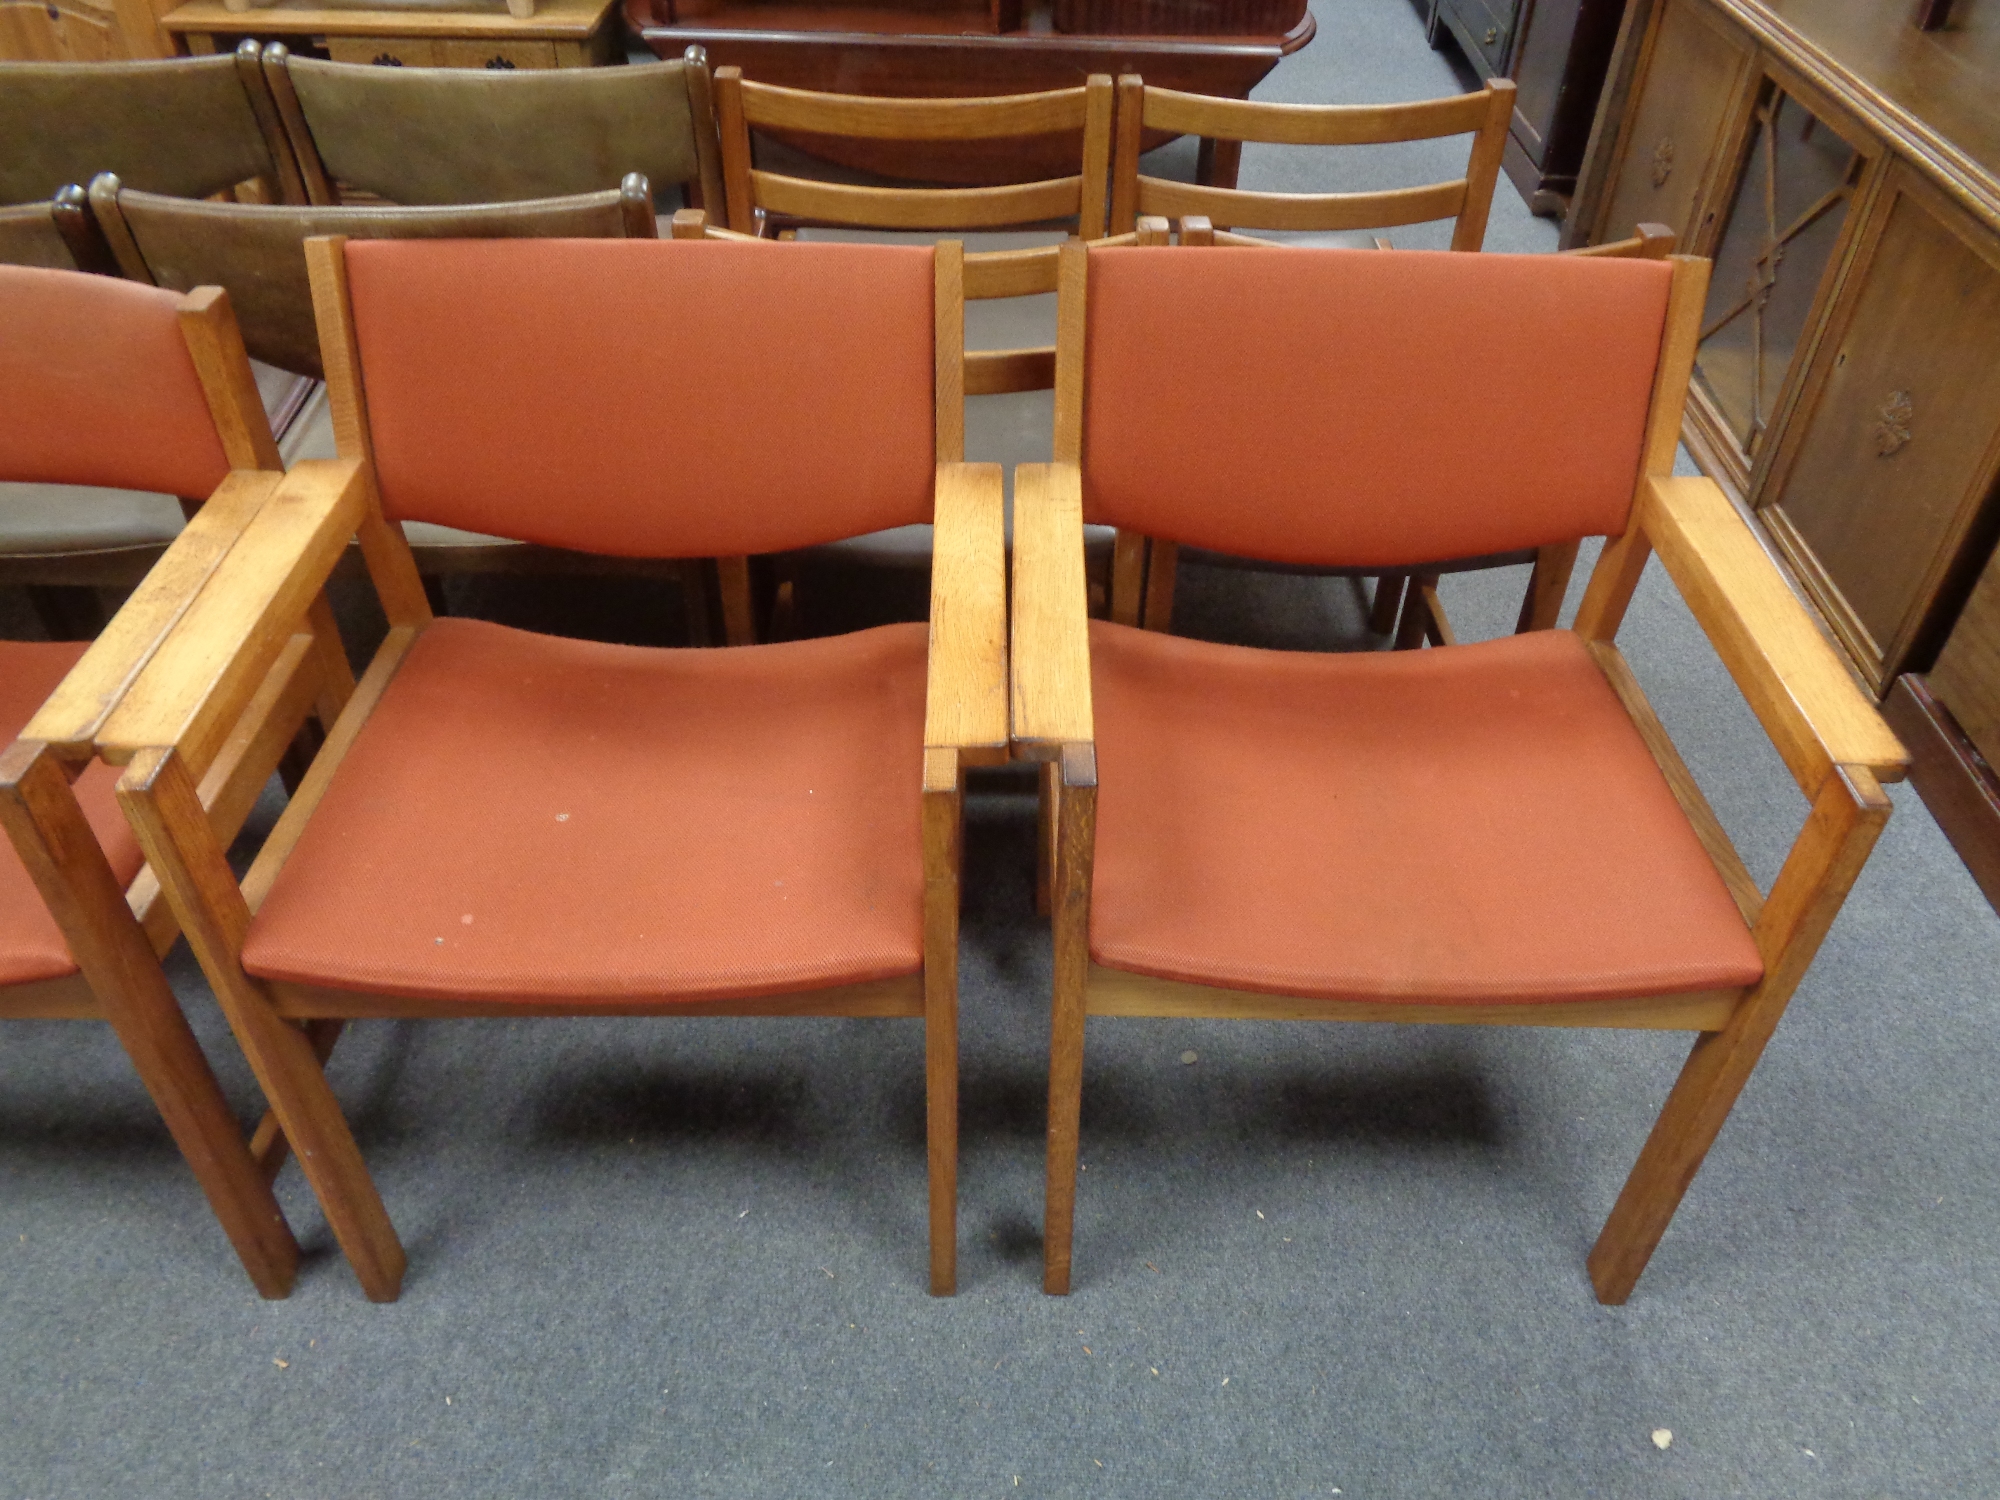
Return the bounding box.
[1035,759,1056,918]
[1393,573,1438,650]
[1588,766,1890,1303]
[0,741,301,1298]
[119,745,406,1303]
[1369,575,1407,636]
[248,1018,344,1184]
[1515,540,1581,633]
[921,748,962,1295]
[1044,743,1096,1295]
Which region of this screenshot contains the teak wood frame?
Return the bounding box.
[1108,215,1678,650]
[1012,240,1909,1303]
[100,235,1006,1302]
[713,69,1115,402]
[0,285,355,1300]
[1107,76,1515,245]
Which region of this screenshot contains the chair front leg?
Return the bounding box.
[921,747,963,1296]
[1588,764,1891,1304]
[117,744,407,1303]
[1044,742,1097,1295]
[0,740,301,1299]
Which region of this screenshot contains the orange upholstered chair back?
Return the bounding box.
[0,265,231,499]
[1079,246,1675,568]
[340,237,940,558]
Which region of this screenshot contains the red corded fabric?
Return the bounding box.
[344,237,939,557]
[243,618,930,1004]
[1088,622,1764,1004]
[0,266,230,499]
[1081,247,1673,567]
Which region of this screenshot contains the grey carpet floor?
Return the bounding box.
[8,5,2000,1497]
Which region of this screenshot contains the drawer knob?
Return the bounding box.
[1484,25,1498,42]
[371,52,404,66]
[1652,138,1675,188]
[1875,390,1914,457]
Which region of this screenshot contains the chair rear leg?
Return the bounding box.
[1044,745,1096,1295]
[1589,765,1890,1303]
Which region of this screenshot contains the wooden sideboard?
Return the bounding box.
[1427,0,1630,215]
[1567,0,2000,905]
[157,0,620,66]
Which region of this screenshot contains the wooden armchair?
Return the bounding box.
[1107,76,1513,246]
[0,265,352,1299]
[264,44,725,216]
[1012,241,1909,1302]
[0,47,303,209]
[97,236,1007,1301]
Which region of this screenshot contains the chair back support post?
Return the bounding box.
[1079,75,1115,241]
[262,46,334,207]
[1447,78,1515,252]
[712,66,756,233]
[680,45,727,217]
[1573,254,1713,644]
[935,240,966,465]
[177,286,283,472]
[301,236,434,631]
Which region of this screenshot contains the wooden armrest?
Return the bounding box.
[23,470,283,758]
[1641,473,1908,792]
[96,458,368,772]
[925,463,1008,766]
[1010,462,1094,758]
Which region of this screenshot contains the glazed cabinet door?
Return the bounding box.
[1687,75,1870,486]
[1586,0,1754,247]
[1756,165,2000,692]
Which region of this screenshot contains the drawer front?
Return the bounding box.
[1759,167,2000,689]
[438,38,559,68]
[325,37,443,66]
[1594,0,1753,245]
[1436,0,1518,78]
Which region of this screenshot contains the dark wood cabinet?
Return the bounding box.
[1427,0,1630,215]
[1572,0,2000,909]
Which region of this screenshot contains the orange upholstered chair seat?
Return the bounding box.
[1088,621,1764,1004]
[0,642,147,989]
[242,618,929,1004]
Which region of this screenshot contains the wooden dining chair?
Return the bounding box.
[1011,240,1908,1302]
[0,185,113,274]
[1107,76,1513,246]
[263,44,725,216]
[0,264,355,1299]
[95,235,1006,1302]
[1120,214,1680,649]
[713,70,1115,404]
[0,46,303,209]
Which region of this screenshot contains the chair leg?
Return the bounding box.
[0,741,301,1298]
[921,749,961,1295]
[1393,573,1437,649]
[1369,574,1406,636]
[1035,760,1055,918]
[1044,744,1096,1295]
[118,745,407,1302]
[1588,765,1890,1303]
[1515,541,1581,633]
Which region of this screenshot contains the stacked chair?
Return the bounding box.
[0,57,1911,1311]
[0,263,352,1298]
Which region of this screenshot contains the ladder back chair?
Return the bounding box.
[1012,241,1909,1302]
[713,70,1115,403]
[1108,76,1513,247]
[0,47,302,209]
[98,235,1007,1301]
[0,265,355,1299]
[264,44,725,216]
[1124,214,1681,648]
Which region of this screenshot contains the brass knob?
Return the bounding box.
[1484,25,1498,42]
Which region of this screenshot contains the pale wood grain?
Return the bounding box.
[1043,741,1096,1294]
[926,464,1008,764]
[1143,80,1503,145]
[752,172,1085,231]
[1137,176,1468,234]
[1643,474,1908,792]
[97,459,368,776]
[176,287,283,471]
[921,744,962,1295]
[267,974,927,1019]
[1010,464,1094,758]
[933,240,965,465]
